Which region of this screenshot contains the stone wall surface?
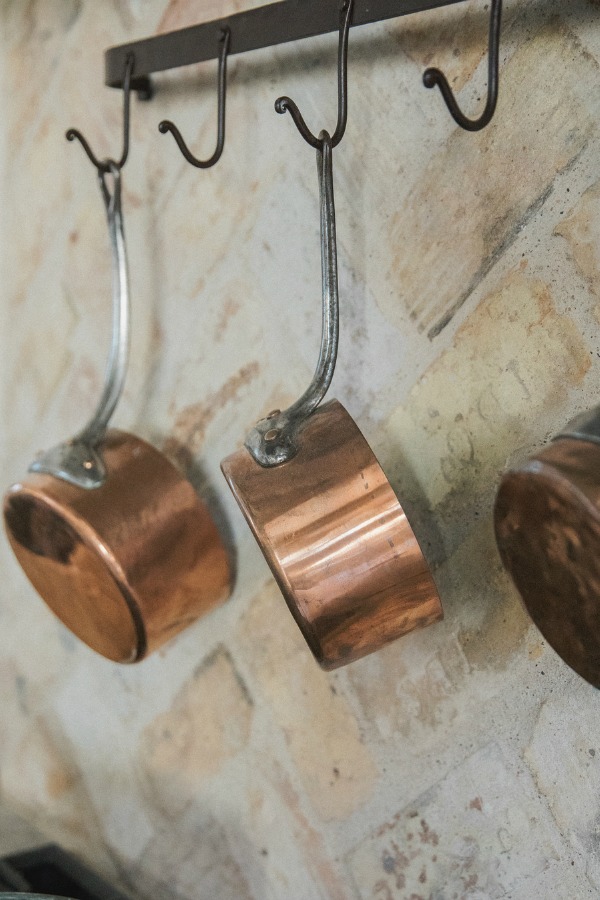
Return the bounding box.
[1,1,600,897]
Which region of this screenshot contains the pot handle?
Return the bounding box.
[245,134,339,467]
[29,162,130,489]
[77,163,130,445]
[245,1,352,468]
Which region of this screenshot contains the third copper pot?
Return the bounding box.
[495,407,600,688]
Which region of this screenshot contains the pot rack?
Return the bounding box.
[105,0,468,96]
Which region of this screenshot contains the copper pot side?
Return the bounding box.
[222,399,442,669]
[4,429,230,663]
[494,437,600,687]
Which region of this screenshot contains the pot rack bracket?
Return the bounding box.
[104,0,468,95]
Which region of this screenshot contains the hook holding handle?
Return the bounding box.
[159,28,231,168]
[66,54,135,172]
[246,0,356,467]
[275,0,353,150]
[423,0,502,132]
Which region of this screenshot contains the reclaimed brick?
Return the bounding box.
[378,21,599,337]
[386,273,590,510]
[348,632,470,746]
[347,744,565,899]
[524,691,600,890]
[237,582,378,821]
[139,647,253,814]
[555,178,600,301]
[131,811,254,900]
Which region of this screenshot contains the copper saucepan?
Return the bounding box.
[4,160,230,663]
[222,15,442,669]
[494,408,600,687]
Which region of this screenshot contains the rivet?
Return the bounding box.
[265,429,279,442]
[267,409,281,419]
[83,460,93,470]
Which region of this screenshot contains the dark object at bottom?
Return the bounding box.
[0,844,129,899]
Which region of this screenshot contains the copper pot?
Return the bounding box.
[223,398,442,669]
[494,409,600,687]
[4,164,230,662]
[222,126,442,669]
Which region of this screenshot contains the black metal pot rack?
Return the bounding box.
[105,0,467,95]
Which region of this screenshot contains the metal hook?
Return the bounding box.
[245,131,338,467]
[275,0,353,150]
[423,0,502,132]
[158,28,231,169]
[66,54,134,173]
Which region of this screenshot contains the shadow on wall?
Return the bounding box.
[159,435,238,586]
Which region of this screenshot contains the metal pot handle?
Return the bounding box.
[245,133,339,467]
[77,163,130,445]
[245,0,353,468]
[29,162,130,489]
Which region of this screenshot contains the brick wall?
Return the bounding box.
[1,1,600,897]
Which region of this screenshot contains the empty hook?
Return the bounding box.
[66,54,134,172]
[275,0,353,150]
[423,0,502,132]
[159,28,231,168]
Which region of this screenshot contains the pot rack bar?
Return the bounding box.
[105,0,467,92]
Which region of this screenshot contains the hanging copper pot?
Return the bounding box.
[494,408,600,687]
[4,153,230,663]
[223,392,443,670]
[222,7,442,669]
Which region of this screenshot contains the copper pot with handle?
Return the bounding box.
[222,3,442,669]
[4,156,230,663]
[495,407,600,687]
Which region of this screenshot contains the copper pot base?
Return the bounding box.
[222,400,442,669]
[494,438,600,687]
[4,430,230,663]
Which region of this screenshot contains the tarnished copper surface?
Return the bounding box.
[494,437,600,687]
[222,400,442,669]
[4,429,230,663]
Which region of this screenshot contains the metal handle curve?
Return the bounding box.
[245,131,338,467]
[29,161,130,489]
[78,162,130,444]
